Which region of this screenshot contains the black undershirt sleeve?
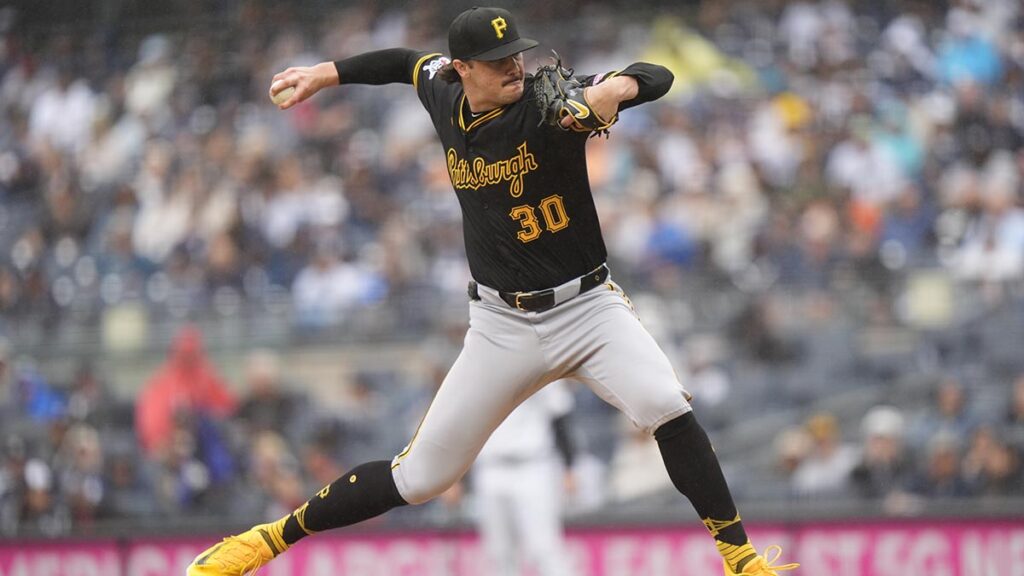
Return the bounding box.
[333,48,420,86]
[552,414,576,468]
[616,62,674,110]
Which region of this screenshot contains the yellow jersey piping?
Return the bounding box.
[412,52,443,91]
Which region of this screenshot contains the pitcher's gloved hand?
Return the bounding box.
[533,52,616,137]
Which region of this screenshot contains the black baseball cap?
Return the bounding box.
[449,7,539,61]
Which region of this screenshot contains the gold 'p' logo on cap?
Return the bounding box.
[491,17,507,39]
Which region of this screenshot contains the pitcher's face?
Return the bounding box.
[459,53,526,109]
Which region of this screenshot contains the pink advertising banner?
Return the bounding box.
[1,520,1022,576]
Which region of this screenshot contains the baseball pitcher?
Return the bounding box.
[188,7,797,576]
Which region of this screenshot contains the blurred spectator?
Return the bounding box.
[20,457,68,535]
[15,361,67,424]
[850,406,912,500]
[332,372,396,465]
[135,325,237,456]
[0,435,28,535]
[151,404,236,515]
[152,416,214,515]
[235,349,307,444]
[907,378,978,450]
[1006,374,1024,451]
[908,431,972,498]
[101,446,156,519]
[27,65,96,154]
[301,429,345,493]
[791,412,858,498]
[131,142,195,264]
[951,83,1000,166]
[681,336,732,429]
[65,361,121,426]
[937,10,1002,87]
[950,156,1024,282]
[54,424,104,526]
[291,243,385,329]
[825,118,904,211]
[0,340,12,420]
[962,425,1023,497]
[125,35,176,119]
[759,426,812,500]
[728,296,800,364]
[245,431,306,521]
[0,437,68,536]
[879,183,935,264]
[644,215,698,270]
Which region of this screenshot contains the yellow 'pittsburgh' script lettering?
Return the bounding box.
[446,142,538,198]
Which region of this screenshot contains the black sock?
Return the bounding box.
[281,460,408,544]
[655,412,755,568]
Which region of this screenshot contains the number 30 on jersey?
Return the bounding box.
[509,194,570,243]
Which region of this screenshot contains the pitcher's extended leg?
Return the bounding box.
[188,303,549,576]
[655,412,756,571]
[567,286,796,575]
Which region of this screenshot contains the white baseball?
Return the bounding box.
[271,85,295,106]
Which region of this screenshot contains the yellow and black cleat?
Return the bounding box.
[187,516,289,576]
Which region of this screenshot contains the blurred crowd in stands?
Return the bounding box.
[0,0,1023,535]
[0,325,430,535]
[768,374,1024,506]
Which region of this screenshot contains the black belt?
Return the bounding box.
[467,264,609,313]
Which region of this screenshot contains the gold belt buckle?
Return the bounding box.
[515,292,527,311]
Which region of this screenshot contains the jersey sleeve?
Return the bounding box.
[334,48,421,85]
[410,52,455,118]
[333,49,456,120]
[578,62,674,112]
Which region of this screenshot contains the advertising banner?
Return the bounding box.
[1,520,1021,576]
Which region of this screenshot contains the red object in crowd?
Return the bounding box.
[135,325,237,455]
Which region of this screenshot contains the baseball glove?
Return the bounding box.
[533,51,617,136]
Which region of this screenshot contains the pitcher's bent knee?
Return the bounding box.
[632,388,693,435]
[390,458,464,505]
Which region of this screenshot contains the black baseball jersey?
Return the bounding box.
[335,49,673,292]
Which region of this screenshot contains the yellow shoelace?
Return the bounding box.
[739,545,800,575]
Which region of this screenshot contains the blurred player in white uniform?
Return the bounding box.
[473,380,577,576]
